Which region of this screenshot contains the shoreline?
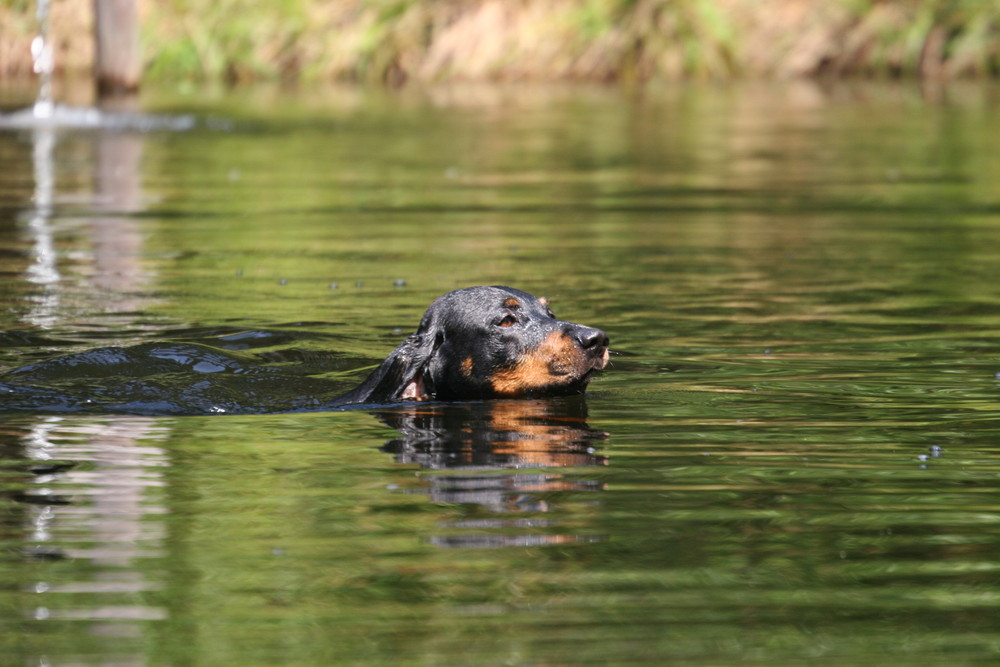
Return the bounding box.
[1,0,997,85]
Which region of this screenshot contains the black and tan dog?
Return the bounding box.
[337,285,610,405]
[0,286,609,414]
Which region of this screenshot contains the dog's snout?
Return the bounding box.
[572,325,609,350]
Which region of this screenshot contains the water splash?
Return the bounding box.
[0,104,199,131]
[16,0,59,328]
[31,0,54,120]
[0,0,197,132]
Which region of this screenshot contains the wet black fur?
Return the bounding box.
[335,286,609,405]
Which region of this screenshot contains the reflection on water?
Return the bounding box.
[9,93,161,333]
[1,400,610,661]
[378,398,607,547]
[379,397,606,470]
[91,99,148,301]
[5,414,169,655]
[23,124,58,327]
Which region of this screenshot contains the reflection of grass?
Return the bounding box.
[1,1,997,82]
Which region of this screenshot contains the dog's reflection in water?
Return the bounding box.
[375,396,608,548]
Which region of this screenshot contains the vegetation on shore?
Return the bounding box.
[1,0,998,84]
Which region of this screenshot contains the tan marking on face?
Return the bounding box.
[538,296,548,308]
[489,331,585,397]
[502,297,521,309]
[461,356,474,378]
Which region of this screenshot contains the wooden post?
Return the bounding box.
[93,0,140,96]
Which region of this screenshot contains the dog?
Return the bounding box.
[0,286,609,414]
[336,285,610,405]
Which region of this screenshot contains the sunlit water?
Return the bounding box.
[1,82,1000,664]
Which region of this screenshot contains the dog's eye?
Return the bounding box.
[497,314,517,327]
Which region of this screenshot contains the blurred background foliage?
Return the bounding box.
[0,0,998,85]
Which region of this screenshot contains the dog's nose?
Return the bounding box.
[572,326,609,350]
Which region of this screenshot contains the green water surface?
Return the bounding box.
[1,82,1000,664]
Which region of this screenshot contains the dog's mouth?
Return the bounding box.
[593,346,609,370]
[551,344,609,377]
[582,345,610,382]
[583,356,606,379]
[581,345,609,374]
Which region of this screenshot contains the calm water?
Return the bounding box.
[2,82,1000,664]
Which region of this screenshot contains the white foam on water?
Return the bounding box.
[0,104,198,132]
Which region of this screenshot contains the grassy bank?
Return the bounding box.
[2,0,998,84]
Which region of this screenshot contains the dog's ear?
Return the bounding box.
[336,325,444,405]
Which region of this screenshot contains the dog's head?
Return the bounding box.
[341,286,609,404]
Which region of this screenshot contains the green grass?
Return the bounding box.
[2,0,998,83]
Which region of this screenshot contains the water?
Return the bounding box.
[1,81,1000,664]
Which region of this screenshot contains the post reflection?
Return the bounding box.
[376,397,609,548]
[6,92,155,331]
[5,415,170,635]
[2,97,168,651]
[23,123,59,328]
